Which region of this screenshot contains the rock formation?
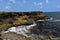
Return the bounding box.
[0,11,52,40]
[0,11,50,31]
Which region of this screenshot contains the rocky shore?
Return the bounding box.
[0,11,52,40]
[0,11,50,31]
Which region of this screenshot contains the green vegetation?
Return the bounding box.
[25,37,30,40]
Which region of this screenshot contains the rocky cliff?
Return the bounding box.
[0,11,50,31]
[0,11,52,40]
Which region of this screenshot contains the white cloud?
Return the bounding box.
[0,0,2,1]
[40,6,42,9]
[5,6,11,9]
[9,0,16,3]
[56,5,60,8]
[39,2,43,5]
[46,0,48,3]
[23,0,27,4]
[34,2,43,9]
[34,2,43,6]
[18,0,27,7]
[0,0,3,2]
[34,2,37,5]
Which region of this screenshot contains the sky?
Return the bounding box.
[0,0,60,12]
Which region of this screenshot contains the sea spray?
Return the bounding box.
[1,23,37,37]
[1,18,53,37]
[37,17,53,21]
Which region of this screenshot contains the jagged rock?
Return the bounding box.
[1,32,27,40]
[0,11,52,40]
[0,11,50,31]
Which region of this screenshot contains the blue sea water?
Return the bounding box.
[44,12,60,20]
[35,12,60,37]
[44,12,60,29]
[44,12,60,27]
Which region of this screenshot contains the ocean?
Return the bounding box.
[29,12,60,37]
[35,12,60,37]
[45,12,60,19]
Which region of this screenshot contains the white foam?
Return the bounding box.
[48,17,53,21]
[2,23,37,37]
[8,27,17,32]
[37,17,53,21]
[37,20,45,21]
[51,19,60,22]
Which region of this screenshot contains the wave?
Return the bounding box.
[1,23,37,37]
[50,19,60,22]
[37,17,53,21]
[37,17,60,22]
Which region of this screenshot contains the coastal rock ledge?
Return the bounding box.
[0,11,52,40]
[0,11,50,30]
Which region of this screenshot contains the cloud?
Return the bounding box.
[56,5,60,8]
[9,0,16,3]
[34,2,43,9]
[34,2,37,5]
[34,2,43,6]
[0,0,2,1]
[18,0,27,7]
[40,6,42,9]
[0,0,3,2]
[23,0,27,4]
[46,0,48,3]
[5,6,11,9]
[39,2,43,5]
